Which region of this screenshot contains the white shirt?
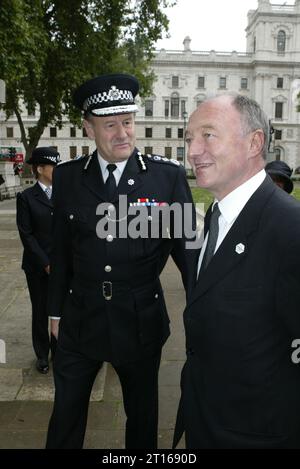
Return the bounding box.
[38,181,52,194]
[97,153,128,185]
[197,170,266,277]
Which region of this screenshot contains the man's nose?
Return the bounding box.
[115,124,127,138]
[188,138,205,159]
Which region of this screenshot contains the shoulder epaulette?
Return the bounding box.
[57,155,87,167]
[145,154,181,167]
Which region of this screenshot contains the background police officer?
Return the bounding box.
[16,147,60,374]
[46,73,195,449]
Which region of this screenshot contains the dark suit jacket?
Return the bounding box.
[175,176,300,449]
[16,183,53,274]
[48,149,196,365]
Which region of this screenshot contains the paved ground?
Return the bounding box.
[0,197,199,449]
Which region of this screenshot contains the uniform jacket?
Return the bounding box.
[48,149,196,364]
[16,183,53,273]
[175,176,300,449]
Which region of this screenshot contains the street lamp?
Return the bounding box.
[182,111,188,169]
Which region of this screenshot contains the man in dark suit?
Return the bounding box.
[174,93,300,449]
[46,73,195,449]
[16,147,60,374]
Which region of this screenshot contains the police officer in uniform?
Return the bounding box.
[16,147,60,373]
[46,73,195,449]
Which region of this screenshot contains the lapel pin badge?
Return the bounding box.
[128,179,135,186]
[235,243,245,255]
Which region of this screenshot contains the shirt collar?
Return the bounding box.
[97,152,128,178]
[38,181,51,192]
[217,169,266,224]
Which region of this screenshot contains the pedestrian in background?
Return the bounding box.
[16,147,60,374]
[265,160,294,193]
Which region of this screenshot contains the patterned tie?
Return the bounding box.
[105,164,117,201]
[44,187,52,200]
[200,203,221,272]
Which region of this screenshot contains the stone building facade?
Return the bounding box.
[1,0,300,169]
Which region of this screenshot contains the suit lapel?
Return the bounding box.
[188,177,276,307]
[82,151,106,201]
[33,182,53,208]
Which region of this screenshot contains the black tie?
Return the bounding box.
[200,203,221,272]
[105,164,117,201]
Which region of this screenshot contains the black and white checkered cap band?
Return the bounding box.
[40,155,59,162]
[83,87,134,112]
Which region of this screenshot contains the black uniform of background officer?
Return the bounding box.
[16,147,60,374]
[46,74,196,449]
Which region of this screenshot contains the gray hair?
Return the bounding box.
[203,93,270,160]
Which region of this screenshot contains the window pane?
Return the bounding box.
[145,128,152,138]
[219,77,226,89]
[277,30,286,52]
[70,127,76,137]
[82,146,89,155]
[275,102,283,118]
[165,147,172,158]
[171,97,179,117]
[165,100,169,117]
[277,77,283,89]
[241,78,248,89]
[275,130,282,140]
[177,147,184,161]
[165,128,172,138]
[172,76,179,88]
[178,128,184,138]
[6,127,14,138]
[70,146,77,159]
[198,76,205,88]
[144,146,153,154]
[82,128,87,137]
[145,100,153,117]
[50,127,57,137]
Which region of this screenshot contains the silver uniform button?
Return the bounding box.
[105,265,112,272]
[108,204,115,212]
[69,289,73,294]
[106,234,114,242]
[69,214,74,220]
[154,293,159,299]
[148,215,153,221]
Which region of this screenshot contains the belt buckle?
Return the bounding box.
[103,281,112,301]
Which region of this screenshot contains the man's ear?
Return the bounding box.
[83,119,95,140]
[249,129,265,158]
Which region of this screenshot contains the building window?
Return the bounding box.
[70,146,77,159]
[165,100,170,117]
[275,130,282,140]
[198,76,205,89]
[171,94,179,118]
[277,77,283,89]
[50,127,57,138]
[82,146,89,155]
[219,77,227,89]
[181,100,186,117]
[277,30,286,52]
[274,147,281,161]
[6,127,14,138]
[145,128,152,138]
[144,146,153,154]
[177,147,184,161]
[178,128,184,138]
[145,100,153,117]
[241,78,248,90]
[165,128,172,138]
[275,102,283,119]
[253,36,256,52]
[172,76,179,88]
[82,128,87,137]
[165,147,172,158]
[70,127,76,137]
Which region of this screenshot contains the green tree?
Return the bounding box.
[0,0,174,160]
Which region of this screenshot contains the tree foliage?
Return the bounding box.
[0,0,175,158]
